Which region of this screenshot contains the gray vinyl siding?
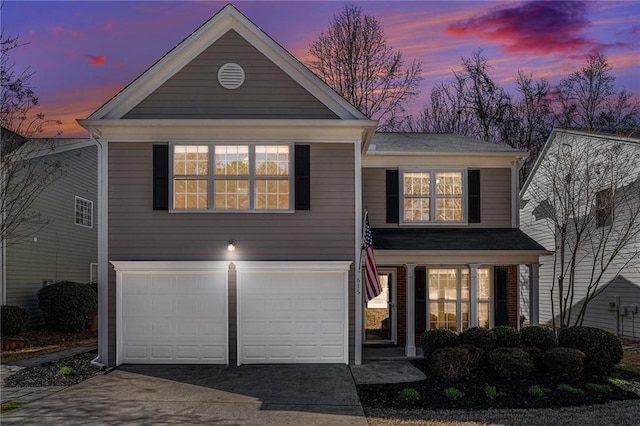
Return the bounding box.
[520,132,640,332]
[6,145,98,324]
[362,168,512,228]
[124,30,337,120]
[107,141,356,364]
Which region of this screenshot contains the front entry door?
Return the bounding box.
[364,270,396,343]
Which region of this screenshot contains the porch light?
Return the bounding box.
[227,241,236,252]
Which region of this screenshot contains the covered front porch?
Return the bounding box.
[361,228,550,358]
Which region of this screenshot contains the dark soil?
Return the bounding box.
[357,359,640,411]
[1,329,97,363]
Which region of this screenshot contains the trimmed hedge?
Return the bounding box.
[492,326,521,347]
[558,326,623,374]
[1,305,30,336]
[421,328,459,360]
[542,347,585,382]
[431,346,472,381]
[488,347,535,379]
[520,326,558,352]
[459,327,497,350]
[38,281,97,333]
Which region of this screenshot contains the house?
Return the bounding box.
[520,129,640,338]
[0,129,97,323]
[77,4,547,367]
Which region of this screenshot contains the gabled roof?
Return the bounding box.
[520,128,640,196]
[88,4,367,121]
[367,133,526,156]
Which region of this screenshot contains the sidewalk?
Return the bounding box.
[1,345,97,404]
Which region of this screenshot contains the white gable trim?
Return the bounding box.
[88,5,367,121]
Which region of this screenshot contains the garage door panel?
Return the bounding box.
[119,269,228,365]
[237,264,349,364]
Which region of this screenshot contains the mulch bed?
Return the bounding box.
[357,359,640,411]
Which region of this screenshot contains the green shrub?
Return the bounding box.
[38,281,97,333]
[557,384,584,394]
[520,345,543,368]
[1,305,30,336]
[488,347,535,379]
[491,326,521,347]
[443,387,464,399]
[542,347,585,382]
[398,388,420,402]
[586,383,612,393]
[484,385,498,398]
[459,327,497,350]
[528,385,550,397]
[421,328,459,360]
[520,326,557,352]
[606,376,629,385]
[460,344,485,369]
[558,326,623,374]
[58,366,75,375]
[431,346,472,381]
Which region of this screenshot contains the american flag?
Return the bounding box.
[362,211,382,303]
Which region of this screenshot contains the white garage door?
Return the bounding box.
[236,261,351,365]
[113,261,228,365]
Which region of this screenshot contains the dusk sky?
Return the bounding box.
[3,1,639,137]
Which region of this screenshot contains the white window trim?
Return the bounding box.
[399,168,468,226]
[90,262,98,283]
[169,142,294,213]
[75,196,94,228]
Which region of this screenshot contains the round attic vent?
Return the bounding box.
[217,63,245,89]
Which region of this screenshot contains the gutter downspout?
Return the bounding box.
[89,130,109,367]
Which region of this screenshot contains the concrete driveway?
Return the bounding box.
[1,364,367,425]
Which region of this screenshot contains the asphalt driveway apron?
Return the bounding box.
[1,364,367,425]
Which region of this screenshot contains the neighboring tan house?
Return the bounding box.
[1,130,97,323]
[77,4,547,367]
[520,129,640,338]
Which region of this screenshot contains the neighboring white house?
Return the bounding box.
[1,132,97,324]
[520,129,640,338]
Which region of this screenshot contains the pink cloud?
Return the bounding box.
[52,26,65,34]
[114,61,125,69]
[85,54,106,66]
[445,1,622,57]
[104,21,114,32]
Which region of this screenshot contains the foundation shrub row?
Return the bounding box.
[421,326,623,383]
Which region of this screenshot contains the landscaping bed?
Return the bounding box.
[3,351,101,387]
[358,361,640,411]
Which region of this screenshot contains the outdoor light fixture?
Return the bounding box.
[227,241,236,252]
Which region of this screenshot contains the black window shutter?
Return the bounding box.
[468,169,481,223]
[415,268,427,334]
[295,145,310,210]
[386,169,399,223]
[153,145,169,210]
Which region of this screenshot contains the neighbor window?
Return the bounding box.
[172,144,291,211]
[402,170,464,223]
[596,187,613,227]
[75,196,93,228]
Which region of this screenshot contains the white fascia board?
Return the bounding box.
[374,250,552,265]
[14,139,95,160]
[362,153,523,168]
[110,260,230,272]
[77,119,377,143]
[88,5,367,121]
[234,261,353,273]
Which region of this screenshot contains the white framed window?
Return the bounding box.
[427,267,491,332]
[170,143,292,212]
[401,170,466,224]
[75,196,93,228]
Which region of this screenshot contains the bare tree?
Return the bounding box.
[453,49,511,142]
[525,132,640,328]
[554,53,640,134]
[1,33,64,248]
[308,5,422,130]
[500,71,553,182]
